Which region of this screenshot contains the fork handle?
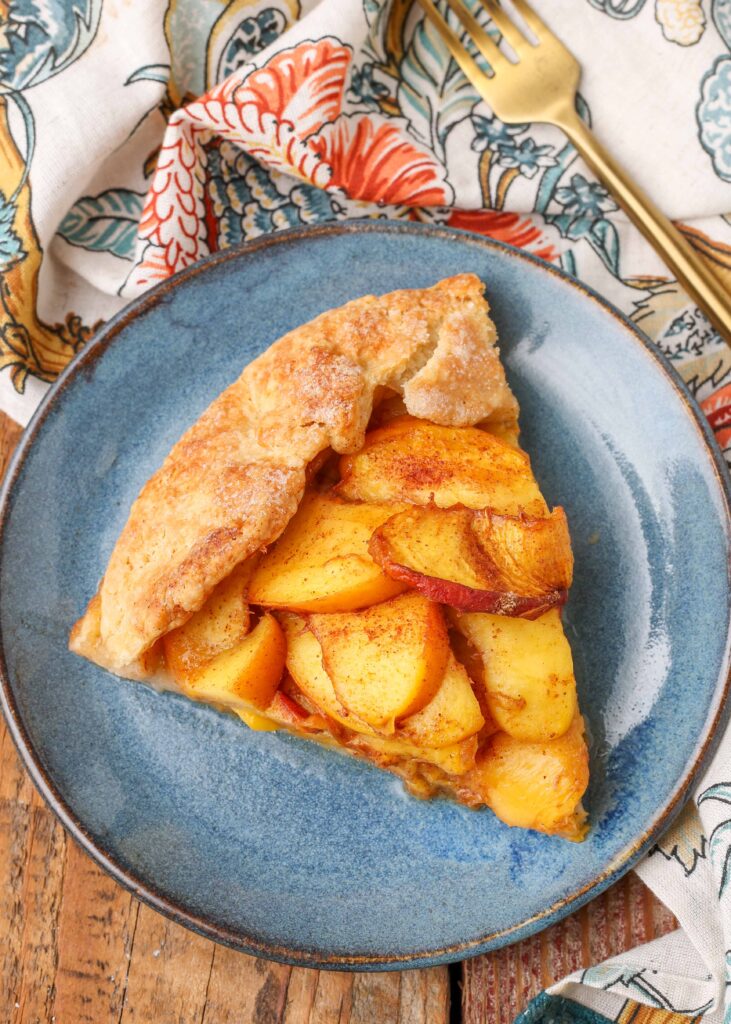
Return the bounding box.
[557,107,731,344]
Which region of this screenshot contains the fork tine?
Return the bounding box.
[447,0,510,72]
[476,0,531,54]
[415,0,497,93]
[502,0,548,41]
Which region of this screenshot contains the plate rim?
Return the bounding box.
[1,219,730,970]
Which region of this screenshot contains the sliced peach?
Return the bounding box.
[356,414,423,447]
[398,654,484,748]
[456,715,589,837]
[281,613,377,736]
[238,689,330,733]
[284,613,482,749]
[482,416,521,448]
[163,560,254,686]
[448,627,501,739]
[367,397,410,430]
[349,732,478,776]
[338,420,546,514]
[237,708,281,732]
[454,609,577,742]
[186,612,285,710]
[370,411,521,448]
[269,689,329,730]
[248,493,407,613]
[370,505,572,616]
[240,688,329,731]
[308,593,450,734]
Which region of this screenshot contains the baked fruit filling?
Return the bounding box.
[69,275,589,840]
[157,414,586,839]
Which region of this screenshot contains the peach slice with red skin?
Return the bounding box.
[369,505,572,616]
[348,732,479,776]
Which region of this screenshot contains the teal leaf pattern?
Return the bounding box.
[549,173,621,274]
[713,0,731,48]
[126,63,170,85]
[0,0,103,92]
[515,992,615,1024]
[397,13,479,160]
[697,56,731,182]
[651,802,708,875]
[699,783,731,806]
[348,62,391,108]
[5,92,35,198]
[588,218,620,273]
[0,191,23,272]
[208,143,339,246]
[699,782,731,898]
[586,0,648,19]
[709,820,731,897]
[57,189,145,260]
[580,963,713,1014]
[363,0,391,63]
[216,8,287,79]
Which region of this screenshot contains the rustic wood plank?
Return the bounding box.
[203,949,292,1023]
[462,873,679,1024]
[350,972,401,1023]
[7,795,65,1024]
[0,419,66,1024]
[0,415,22,473]
[397,967,450,1024]
[540,899,585,985]
[649,884,679,936]
[116,903,219,1022]
[51,841,139,1024]
[284,968,353,1024]
[0,727,65,1024]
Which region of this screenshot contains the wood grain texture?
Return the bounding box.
[461,873,679,1024]
[0,410,676,1024]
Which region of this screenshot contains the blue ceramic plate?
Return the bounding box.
[1,222,730,970]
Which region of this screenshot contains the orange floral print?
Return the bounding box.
[128,38,450,291]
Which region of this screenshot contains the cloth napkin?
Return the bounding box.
[2,1,731,1020]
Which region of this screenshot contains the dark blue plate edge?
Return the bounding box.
[0,219,729,970]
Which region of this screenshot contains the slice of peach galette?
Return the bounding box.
[70,274,588,839]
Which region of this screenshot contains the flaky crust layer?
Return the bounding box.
[70,274,517,675]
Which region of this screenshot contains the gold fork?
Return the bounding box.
[416,0,731,343]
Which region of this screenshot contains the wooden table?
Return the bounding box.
[0,412,678,1024]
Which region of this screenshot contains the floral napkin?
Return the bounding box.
[2,1,731,1020]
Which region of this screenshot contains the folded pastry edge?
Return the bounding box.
[69,273,519,678]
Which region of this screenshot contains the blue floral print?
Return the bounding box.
[348,62,390,107]
[496,137,557,178]
[470,113,526,153]
[553,173,618,232]
[698,56,731,182]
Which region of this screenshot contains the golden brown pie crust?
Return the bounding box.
[70,274,517,677]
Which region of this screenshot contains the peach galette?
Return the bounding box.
[70,274,589,839]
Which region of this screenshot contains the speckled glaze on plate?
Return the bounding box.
[1,222,730,970]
